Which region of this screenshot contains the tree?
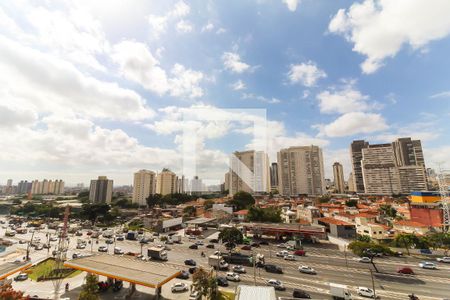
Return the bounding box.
[183,206,196,217]
[247,207,281,222]
[0,284,29,300]
[219,227,243,252]
[348,241,393,273]
[379,204,397,219]
[393,233,419,255]
[318,195,331,203]
[356,234,372,243]
[345,199,358,207]
[78,273,99,300]
[427,232,450,254]
[192,267,218,300]
[204,199,215,210]
[146,193,163,208]
[228,191,255,211]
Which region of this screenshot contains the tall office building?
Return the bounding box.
[333,162,345,194]
[392,138,425,167]
[89,176,113,204]
[277,145,325,196]
[350,140,370,193]
[270,162,279,191]
[156,169,177,196]
[229,150,270,196]
[348,172,355,192]
[132,170,156,206]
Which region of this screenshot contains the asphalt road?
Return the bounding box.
[2,223,450,300]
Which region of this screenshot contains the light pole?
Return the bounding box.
[369,268,377,299]
[344,245,348,268]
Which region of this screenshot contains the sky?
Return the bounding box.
[0,0,449,186]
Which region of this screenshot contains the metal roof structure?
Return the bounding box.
[0,261,32,280]
[185,217,216,225]
[236,285,276,300]
[64,254,180,288]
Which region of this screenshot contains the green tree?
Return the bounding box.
[12,198,22,205]
[78,273,99,300]
[318,195,331,203]
[345,199,358,207]
[393,233,418,255]
[146,193,163,208]
[228,191,255,211]
[183,206,196,217]
[219,227,243,252]
[379,204,397,218]
[204,199,215,210]
[356,234,372,243]
[247,207,281,222]
[427,232,450,253]
[192,267,217,300]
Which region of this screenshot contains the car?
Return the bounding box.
[357,287,375,298]
[116,235,124,241]
[189,244,198,250]
[265,264,283,274]
[258,240,269,245]
[98,246,108,252]
[185,259,197,266]
[206,244,215,249]
[251,242,260,248]
[276,250,289,257]
[277,243,286,248]
[86,231,92,236]
[225,272,240,282]
[359,257,371,263]
[420,249,432,254]
[209,238,218,243]
[284,254,296,261]
[294,250,306,256]
[34,244,43,250]
[165,240,174,245]
[216,277,229,287]
[177,270,190,279]
[298,265,316,275]
[286,245,295,251]
[171,282,189,293]
[114,247,124,255]
[232,265,246,273]
[293,289,311,299]
[75,231,83,236]
[188,290,201,300]
[76,243,86,249]
[241,245,252,251]
[266,279,285,291]
[436,257,450,263]
[188,267,197,274]
[419,262,437,269]
[188,235,197,240]
[19,240,27,244]
[14,273,28,281]
[72,253,82,259]
[105,239,114,244]
[43,243,51,249]
[195,240,204,246]
[50,236,58,242]
[397,267,414,275]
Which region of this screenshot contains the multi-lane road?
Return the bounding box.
[2,223,450,300]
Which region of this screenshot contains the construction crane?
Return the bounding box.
[52,205,70,299]
[437,167,450,232]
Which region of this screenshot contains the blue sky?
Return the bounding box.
[0,0,449,185]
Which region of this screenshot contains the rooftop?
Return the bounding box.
[236,285,276,300]
[394,220,429,228]
[234,209,249,215]
[317,217,354,226]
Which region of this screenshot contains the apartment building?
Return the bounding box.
[89,176,113,204]
[132,170,156,206]
[156,169,178,196]
[333,162,345,193]
[229,150,270,195]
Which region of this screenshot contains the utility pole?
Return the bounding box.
[344,245,348,268]
[253,251,256,286]
[369,269,377,299]
[26,230,35,261]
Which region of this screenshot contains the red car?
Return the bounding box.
[397,267,414,275]
[241,245,252,251]
[294,250,306,256]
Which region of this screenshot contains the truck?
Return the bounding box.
[126,231,137,240]
[169,235,181,243]
[208,255,229,270]
[330,283,352,300]
[147,247,168,261]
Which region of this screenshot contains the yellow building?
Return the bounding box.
[410,191,441,203]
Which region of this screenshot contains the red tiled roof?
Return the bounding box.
[394,220,428,227]
[317,217,354,226]
[234,209,249,216]
[354,212,378,218]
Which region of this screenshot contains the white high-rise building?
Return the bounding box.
[229,150,270,196]
[277,145,325,196]
[132,170,156,206]
[333,162,345,194]
[156,169,177,196]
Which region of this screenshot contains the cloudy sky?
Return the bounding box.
[1,0,449,186]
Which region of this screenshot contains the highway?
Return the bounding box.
[2,224,450,300]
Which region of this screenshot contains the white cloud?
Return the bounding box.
[288,61,327,87]
[148,15,168,38]
[171,0,190,17]
[216,28,226,34]
[315,112,388,137]
[231,80,246,91]
[222,52,251,73]
[371,120,441,143]
[430,91,450,99]
[316,82,376,114]
[424,146,450,170]
[176,20,193,33]
[0,36,154,121]
[0,102,37,129]
[242,93,281,104]
[329,0,450,74]
[111,40,204,98]
[201,22,215,32]
[283,0,301,12]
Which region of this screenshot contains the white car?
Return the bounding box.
[50,236,58,242]
[357,287,375,298]
[266,279,285,291]
[195,240,204,246]
[419,262,437,269]
[232,265,246,273]
[284,254,296,261]
[298,265,316,275]
[34,244,43,250]
[277,243,286,248]
[225,272,240,282]
[359,257,371,263]
[276,250,289,257]
[436,257,450,263]
[189,291,201,300]
[114,247,124,255]
[76,243,86,249]
[171,282,188,293]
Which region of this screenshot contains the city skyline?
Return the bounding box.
[1,1,449,185]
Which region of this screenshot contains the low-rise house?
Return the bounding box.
[315,217,356,239]
[233,209,248,222]
[393,220,430,235]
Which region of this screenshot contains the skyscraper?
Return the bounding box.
[392,138,425,167]
[270,162,279,191]
[132,170,156,206]
[350,140,369,193]
[156,169,177,195]
[229,150,270,195]
[277,145,325,196]
[348,172,355,192]
[89,176,113,204]
[333,162,345,194]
